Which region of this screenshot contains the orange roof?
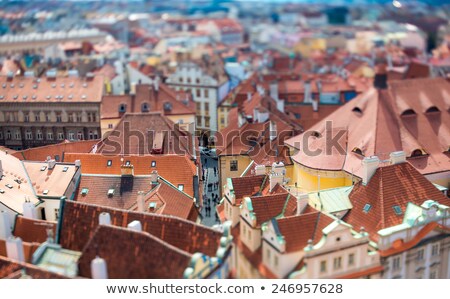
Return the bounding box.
[13,140,98,161]
[286,78,450,177]
[64,153,197,197]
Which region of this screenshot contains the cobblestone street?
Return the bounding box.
[199,149,220,227]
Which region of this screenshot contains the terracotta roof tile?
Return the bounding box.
[59,200,222,256]
[343,162,450,241]
[13,216,56,244]
[0,256,67,279]
[250,192,290,226]
[78,225,192,278]
[13,140,98,161]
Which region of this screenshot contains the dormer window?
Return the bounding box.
[425,106,440,114]
[410,149,426,158]
[119,104,127,113]
[352,107,362,114]
[352,147,363,156]
[393,205,402,215]
[141,103,149,112]
[401,109,416,117]
[107,189,115,197]
[107,160,112,166]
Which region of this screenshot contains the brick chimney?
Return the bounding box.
[361,156,380,185]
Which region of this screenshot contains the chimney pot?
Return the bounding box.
[150,170,158,184]
[0,211,12,240]
[6,237,25,262]
[137,191,145,212]
[99,212,111,226]
[362,156,380,185]
[390,151,406,165]
[127,220,142,232]
[47,159,56,170]
[91,256,108,279]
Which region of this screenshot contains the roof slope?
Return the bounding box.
[343,162,450,241]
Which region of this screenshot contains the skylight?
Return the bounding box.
[178,184,184,191]
[81,188,89,195]
[107,160,112,166]
[393,206,402,215]
[40,166,47,171]
[151,161,156,167]
[107,189,115,197]
[43,190,49,195]
[363,204,371,213]
[62,166,69,172]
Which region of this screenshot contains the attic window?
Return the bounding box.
[141,103,150,112]
[425,106,440,114]
[40,166,47,171]
[393,205,402,215]
[352,147,363,156]
[119,104,126,113]
[107,160,112,166]
[32,95,37,100]
[0,189,4,194]
[352,107,362,114]
[151,161,156,167]
[125,161,131,166]
[107,189,115,197]
[43,190,49,195]
[363,204,371,213]
[62,166,69,172]
[22,95,27,100]
[401,109,416,117]
[81,188,89,195]
[178,184,184,191]
[149,202,157,210]
[311,131,321,138]
[410,149,425,158]
[5,184,13,189]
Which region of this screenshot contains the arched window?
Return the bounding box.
[141,103,149,112]
[425,106,440,114]
[411,149,424,157]
[118,104,126,113]
[352,147,364,156]
[401,109,416,116]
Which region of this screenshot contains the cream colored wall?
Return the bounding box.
[262,241,303,278]
[100,118,121,137]
[167,114,195,134]
[219,155,252,193]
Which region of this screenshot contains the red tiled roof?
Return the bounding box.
[250,192,290,227]
[96,112,195,157]
[286,78,450,177]
[78,225,192,279]
[12,140,98,161]
[59,200,222,256]
[64,153,197,197]
[13,216,56,244]
[343,162,450,242]
[275,212,334,253]
[0,256,67,279]
[230,175,266,205]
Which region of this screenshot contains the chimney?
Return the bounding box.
[269,162,286,191]
[312,99,319,112]
[6,237,25,262]
[120,164,134,177]
[99,212,111,225]
[0,160,3,177]
[247,92,252,101]
[390,151,406,165]
[0,211,12,240]
[153,76,160,93]
[91,256,108,279]
[137,191,145,212]
[47,159,56,170]
[22,200,37,219]
[75,160,81,167]
[304,80,312,103]
[269,121,277,141]
[150,170,158,184]
[127,220,142,232]
[297,193,309,215]
[255,164,265,176]
[269,81,279,101]
[373,63,387,90]
[362,156,380,185]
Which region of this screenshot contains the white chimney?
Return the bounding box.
[153,76,160,92]
[127,220,142,232]
[362,156,380,185]
[6,237,25,262]
[269,81,278,101]
[91,256,108,279]
[297,193,309,215]
[0,160,3,177]
[0,211,12,240]
[390,151,406,165]
[150,170,158,184]
[269,121,277,141]
[47,159,56,170]
[304,81,312,103]
[276,98,285,113]
[99,212,111,226]
[137,191,145,212]
[22,201,37,219]
[269,162,286,191]
[255,164,266,176]
[75,160,81,167]
[247,92,252,101]
[312,99,319,112]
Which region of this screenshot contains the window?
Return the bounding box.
[348,253,355,266]
[77,131,84,140]
[393,256,401,270]
[107,160,112,167]
[205,102,209,112]
[363,204,371,213]
[77,113,82,122]
[57,132,64,140]
[430,271,437,279]
[45,112,51,122]
[56,113,62,123]
[333,257,342,270]
[0,132,3,140]
[141,103,149,112]
[266,249,271,262]
[119,104,127,113]
[6,131,11,140]
[36,130,43,140]
[196,89,201,97]
[62,167,69,172]
[205,116,210,128]
[431,243,440,256]
[35,114,40,122]
[108,124,113,129]
[54,208,59,220]
[25,131,32,140]
[68,132,75,140]
[151,161,156,167]
[68,114,74,123]
[393,205,402,215]
[417,249,424,261]
[178,184,184,191]
[196,102,201,113]
[274,255,279,268]
[204,89,209,98]
[230,160,238,171]
[320,261,327,273]
[47,131,53,140]
[24,113,29,122]
[196,78,200,84]
[14,130,21,140]
[196,116,202,126]
[81,188,89,195]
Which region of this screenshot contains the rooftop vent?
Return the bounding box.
[107,188,115,197]
[43,190,49,195]
[163,102,173,112]
[46,70,57,79]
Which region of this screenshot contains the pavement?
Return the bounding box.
[199,148,221,227]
